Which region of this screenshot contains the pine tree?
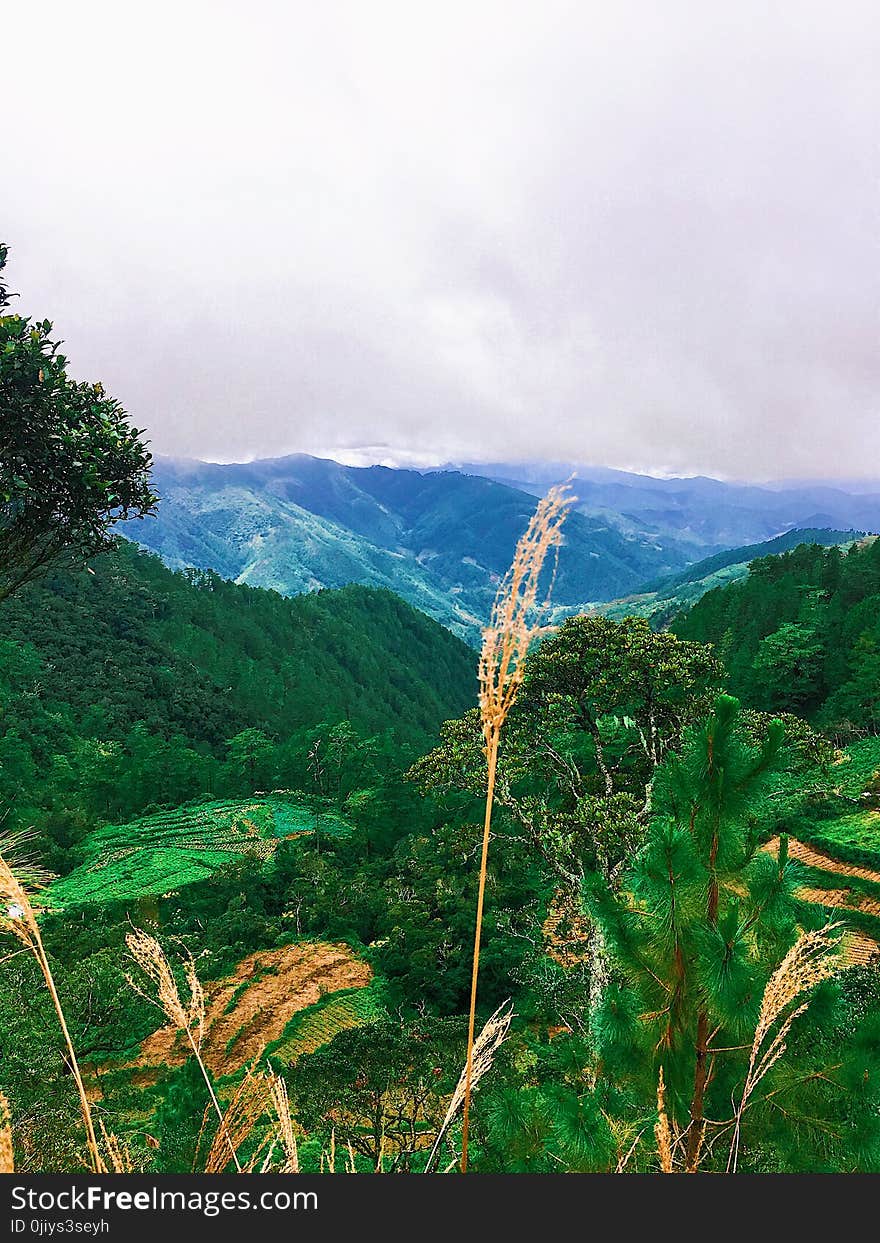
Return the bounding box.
[572,694,880,1172]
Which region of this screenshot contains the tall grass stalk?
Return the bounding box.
[0,838,105,1172]
[460,485,572,1172]
[205,1063,273,1174]
[654,1067,674,1173]
[126,928,242,1172]
[270,1074,300,1173]
[727,922,842,1172]
[426,1000,512,1172]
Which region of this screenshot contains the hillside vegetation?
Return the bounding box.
[672,536,880,735]
[2,514,880,1173]
[0,539,475,868]
[460,459,880,550]
[45,796,350,911]
[599,528,860,628]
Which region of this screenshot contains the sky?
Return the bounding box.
[4,1,879,479]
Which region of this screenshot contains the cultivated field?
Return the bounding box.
[46,796,351,909]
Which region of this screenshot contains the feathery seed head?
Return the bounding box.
[125,929,205,1043]
[478,483,573,743]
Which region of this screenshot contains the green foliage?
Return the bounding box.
[674,536,880,737]
[412,615,724,885]
[45,796,346,910]
[0,539,475,863]
[267,984,385,1062]
[0,244,156,602]
[581,696,880,1171]
[289,1016,462,1169]
[601,528,858,629]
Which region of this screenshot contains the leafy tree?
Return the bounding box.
[411,616,723,890]
[224,728,275,793]
[751,622,824,712]
[0,244,156,601]
[154,1059,212,1173]
[473,696,880,1172]
[289,1017,461,1169]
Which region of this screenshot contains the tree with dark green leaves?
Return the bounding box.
[288,1017,462,1170]
[0,243,156,602]
[224,728,276,794]
[411,615,724,892]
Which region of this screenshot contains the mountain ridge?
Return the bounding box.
[121,454,691,640]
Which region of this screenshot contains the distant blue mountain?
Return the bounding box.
[120,454,880,642]
[452,461,880,550]
[121,455,692,641]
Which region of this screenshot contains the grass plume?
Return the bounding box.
[270,1074,300,1173]
[0,834,104,1172]
[205,1063,273,1174]
[461,484,573,1172]
[727,922,842,1172]
[99,1121,133,1173]
[426,1000,513,1173]
[126,928,241,1172]
[654,1067,674,1173]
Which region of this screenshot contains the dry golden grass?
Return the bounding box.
[126,928,240,1172]
[0,835,104,1172]
[0,1093,13,1174]
[727,922,843,1172]
[99,1121,133,1174]
[319,1127,356,1173]
[654,1067,674,1174]
[269,1074,299,1173]
[426,1000,513,1173]
[461,484,573,1172]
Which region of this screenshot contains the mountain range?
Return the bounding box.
[453,461,880,551]
[120,455,880,641]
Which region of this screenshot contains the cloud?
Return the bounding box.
[4,0,879,478]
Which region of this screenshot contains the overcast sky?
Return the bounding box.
[4,1,879,479]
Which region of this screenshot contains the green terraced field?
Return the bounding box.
[809,811,880,854]
[46,796,351,910]
[268,985,385,1062]
[833,738,880,799]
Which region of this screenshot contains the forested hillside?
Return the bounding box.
[0,538,475,867]
[599,527,859,628]
[673,536,880,735]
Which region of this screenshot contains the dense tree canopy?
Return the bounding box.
[0,539,475,866]
[411,616,725,889]
[0,244,156,601]
[673,537,880,737]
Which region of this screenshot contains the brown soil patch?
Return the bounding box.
[795,886,880,919]
[135,941,371,1077]
[841,930,880,967]
[762,836,880,887]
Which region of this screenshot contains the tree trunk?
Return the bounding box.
[685,837,719,1173]
[684,1010,710,1172]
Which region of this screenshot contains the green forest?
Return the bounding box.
[2,244,880,1176]
[673,537,880,735]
